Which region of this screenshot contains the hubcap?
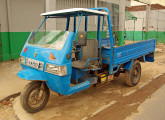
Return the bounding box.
[133,66,139,83]
[28,88,45,108]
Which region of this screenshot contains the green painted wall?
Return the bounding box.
[1,32,11,61]
[0,32,2,62]
[76,31,106,40]
[1,32,30,61]
[125,31,165,43]
[10,32,31,59]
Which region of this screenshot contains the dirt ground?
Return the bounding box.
[0,60,29,100]
[0,103,18,120]
[1,43,165,120]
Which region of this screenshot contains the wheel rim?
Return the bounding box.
[132,65,140,84]
[28,88,46,108]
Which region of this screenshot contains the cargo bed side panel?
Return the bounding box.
[113,39,156,65]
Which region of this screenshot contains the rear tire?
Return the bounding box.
[125,60,141,87]
[20,81,50,113]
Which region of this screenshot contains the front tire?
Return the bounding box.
[125,60,141,87]
[20,81,50,113]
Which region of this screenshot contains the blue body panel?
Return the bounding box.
[113,39,155,65]
[102,39,156,72]
[71,68,87,83]
[17,65,45,80]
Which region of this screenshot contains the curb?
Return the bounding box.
[0,92,21,103]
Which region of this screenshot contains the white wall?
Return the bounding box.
[125,11,146,31]
[0,0,44,32]
[125,9,165,32]
[0,0,10,32]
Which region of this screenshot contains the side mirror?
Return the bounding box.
[78,31,87,46]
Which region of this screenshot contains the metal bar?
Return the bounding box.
[99,16,105,65]
[47,16,67,18]
[97,16,101,43]
[66,17,70,31]
[76,13,83,34]
[86,58,100,67]
[100,16,104,48]
[74,17,76,32]
[36,17,48,33]
[85,16,88,32]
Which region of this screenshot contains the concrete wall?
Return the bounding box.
[125,9,165,43]
[0,0,44,61]
[126,9,165,31]
[46,0,120,35]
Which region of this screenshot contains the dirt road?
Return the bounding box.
[90,73,165,120]
[1,44,165,120]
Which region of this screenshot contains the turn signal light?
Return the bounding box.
[24,47,27,53]
[49,53,55,60]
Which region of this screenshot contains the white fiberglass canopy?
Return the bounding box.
[40,8,108,17]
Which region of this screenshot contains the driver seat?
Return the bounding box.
[72,39,98,69]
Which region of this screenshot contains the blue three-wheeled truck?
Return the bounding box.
[17,8,155,113]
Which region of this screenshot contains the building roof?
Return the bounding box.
[41,8,108,17]
[127,4,165,11]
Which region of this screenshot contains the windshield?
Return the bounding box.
[28,30,69,50]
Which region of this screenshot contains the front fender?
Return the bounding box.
[17,69,46,81]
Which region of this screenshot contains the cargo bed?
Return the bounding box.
[102,39,156,66]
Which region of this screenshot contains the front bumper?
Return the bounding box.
[17,69,46,81]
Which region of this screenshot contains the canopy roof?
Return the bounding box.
[41,8,108,17]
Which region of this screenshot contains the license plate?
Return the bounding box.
[27,58,40,68]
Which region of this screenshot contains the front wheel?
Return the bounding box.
[125,60,141,87]
[20,81,50,113]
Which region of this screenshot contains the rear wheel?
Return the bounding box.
[125,60,141,87]
[20,81,50,113]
